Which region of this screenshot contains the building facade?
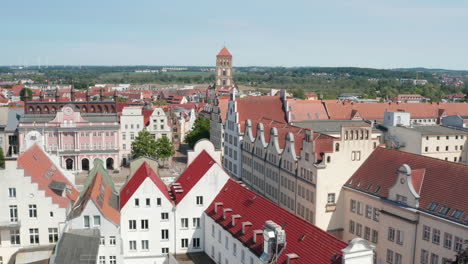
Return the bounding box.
[120,106,145,165]
[342,148,468,264]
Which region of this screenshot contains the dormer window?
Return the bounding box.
[451,210,464,220]
[396,195,407,205]
[427,202,438,211]
[439,206,451,216]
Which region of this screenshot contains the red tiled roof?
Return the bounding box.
[206,179,347,264]
[120,162,171,209]
[287,99,328,121]
[0,93,9,103]
[17,144,79,208]
[236,96,287,132]
[217,96,230,122]
[346,148,468,224]
[170,150,217,205]
[217,46,232,57]
[71,164,120,225]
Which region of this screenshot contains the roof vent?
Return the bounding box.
[223,208,233,220]
[231,214,241,226]
[253,230,263,243]
[175,189,184,193]
[214,202,223,214]
[299,234,306,241]
[260,220,287,263]
[287,253,299,264]
[242,221,252,234]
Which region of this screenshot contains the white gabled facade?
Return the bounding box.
[67,201,122,264]
[173,162,230,255]
[0,161,69,263]
[120,177,174,264]
[120,106,144,165]
[147,107,172,141]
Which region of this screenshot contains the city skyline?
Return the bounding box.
[1,0,468,70]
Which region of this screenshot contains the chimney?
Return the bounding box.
[253,230,263,243]
[286,253,299,264]
[55,88,59,102]
[231,214,241,226]
[242,221,252,234]
[114,90,118,102]
[70,85,75,101]
[342,238,375,264]
[223,208,233,220]
[86,90,90,101]
[100,88,104,101]
[214,202,223,214]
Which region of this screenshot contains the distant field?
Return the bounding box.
[101,71,214,78]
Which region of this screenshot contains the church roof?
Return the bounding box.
[217,47,232,57]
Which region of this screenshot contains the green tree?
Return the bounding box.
[155,136,175,167]
[185,117,210,148]
[0,147,5,169]
[20,88,33,101]
[291,88,306,99]
[152,99,167,106]
[131,130,158,159]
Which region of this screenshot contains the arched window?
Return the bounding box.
[36,107,41,113]
[29,107,34,112]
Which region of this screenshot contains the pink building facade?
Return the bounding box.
[19,103,120,171]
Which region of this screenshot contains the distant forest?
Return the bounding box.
[1,66,467,101]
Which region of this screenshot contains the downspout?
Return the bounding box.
[412,212,420,264]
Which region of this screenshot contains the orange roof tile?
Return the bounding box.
[217,46,232,57]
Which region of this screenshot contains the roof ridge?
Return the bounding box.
[381,147,468,168]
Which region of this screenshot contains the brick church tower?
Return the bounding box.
[215,47,233,87]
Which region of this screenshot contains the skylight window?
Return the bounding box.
[357,182,362,188]
[427,202,438,211]
[439,205,451,216]
[366,184,373,191]
[451,210,464,220]
[374,186,381,194]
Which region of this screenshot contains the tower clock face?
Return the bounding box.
[64,107,72,116]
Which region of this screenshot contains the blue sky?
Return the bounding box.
[1,0,468,69]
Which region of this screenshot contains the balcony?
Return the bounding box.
[0,219,21,229]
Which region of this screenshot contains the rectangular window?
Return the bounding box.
[397,230,404,245]
[146,198,150,206]
[99,256,105,264]
[110,236,116,246]
[48,228,58,243]
[9,205,18,222]
[373,208,380,222]
[161,229,169,240]
[196,196,203,205]
[29,228,39,244]
[193,238,200,248]
[386,249,394,264]
[365,205,372,218]
[109,256,116,264]
[395,253,402,264]
[162,247,169,254]
[421,250,429,264]
[181,238,189,248]
[129,220,136,230]
[161,212,169,221]
[8,188,16,198]
[423,225,430,241]
[430,254,438,264]
[233,242,237,256]
[444,233,452,249]
[350,200,356,212]
[357,201,363,215]
[134,198,139,207]
[100,236,105,245]
[181,218,189,229]
[372,230,378,244]
[141,240,149,251]
[364,226,371,240]
[129,240,137,251]
[141,219,149,230]
[193,217,200,228]
[388,227,395,242]
[432,229,440,245]
[94,215,101,226]
[455,237,463,252]
[29,204,37,218]
[356,223,362,237]
[10,229,20,245]
[157,198,161,206]
[327,193,335,204]
[84,215,90,228]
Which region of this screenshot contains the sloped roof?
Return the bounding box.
[120,162,172,209]
[346,147,468,225]
[217,46,232,57]
[236,96,287,132]
[170,150,217,204]
[206,179,347,264]
[69,159,120,225]
[17,144,79,208]
[287,99,328,121]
